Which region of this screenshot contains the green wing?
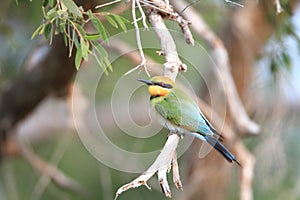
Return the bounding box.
[154,90,213,136]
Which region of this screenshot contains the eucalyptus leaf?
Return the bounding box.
[74,23,86,37]
[80,37,89,61]
[31,25,43,39]
[84,33,101,40]
[111,14,129,32]
[92,41,108,57]
[61,0,83,17]
[105,15,118,28]
[75,44,82,70]
[44,23,52,40]
[88,12,109,42]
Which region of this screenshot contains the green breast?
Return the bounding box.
[150,89,212,136]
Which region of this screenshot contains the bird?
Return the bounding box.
[137,76,240,165]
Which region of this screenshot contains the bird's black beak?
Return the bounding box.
[137,78,154,85]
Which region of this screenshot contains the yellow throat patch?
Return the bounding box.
[148,85,170,97]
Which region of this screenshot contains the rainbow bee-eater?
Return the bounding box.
[138,76,240,165]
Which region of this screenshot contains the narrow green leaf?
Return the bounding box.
[84,33,101,40]
[44,23,52,40]
[74,35,80,48]
[63,34,68,46]
[93,54,107,75]
[88,12,109,42]
[104,57,113,72]
[61,0,83,17]
[74,23,86,38]
[105,15,118,28]
[94,19,108,41]
[31,25,43,40]
[111,14,129,32]
[75,46,82,70]
[80,37,89,61]
[68,24,76,57]
[46,7,58,20]
[92,41,108,57]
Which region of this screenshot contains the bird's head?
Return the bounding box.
[137,76,175,98]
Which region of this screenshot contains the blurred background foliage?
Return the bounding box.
[0,0,300,200]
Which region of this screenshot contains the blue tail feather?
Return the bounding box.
[205,136,240,166]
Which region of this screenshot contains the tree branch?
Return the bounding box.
[274,0,284,14]
[19,142,88,197]
[130,0,150,76]
[146,5,187,81]
[115,0,195,198]
[114,134,179,199]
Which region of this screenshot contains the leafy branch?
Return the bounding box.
[31,0,129,72]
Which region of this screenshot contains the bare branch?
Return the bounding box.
[224,0,244,8]
[274,0,284,14]
[95,0,122,9]
[136,0,149,30]
[129,0,150,76]
[172,0,260,136]
[114,134,180,199]
[172,152,183,190]
[19,142,88,197]
[31,135,70,200]
[236,141,255,200]
[147,8,186,81]
[115,2,193,193]
[141,0,194,45]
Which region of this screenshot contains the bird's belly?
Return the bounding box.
[156,113,190,135]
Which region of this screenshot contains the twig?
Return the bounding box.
[98,164,114,200]
[140,0,177,17]
[104,38,158,68]
[236,141,255,200]
[2,160,19,200]
[136,0,149,30]
[141,0,194,45]
[130,0,150,77]
[172,152,182,190]
[274,0,283,14]
[114,134,180,199]
[172,0,260,136]
[95,0,122,9]
[224,0,244,8]
[31,135,70,200]
[19,142,88,197]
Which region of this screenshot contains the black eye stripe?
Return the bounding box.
[153,81,173,89]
